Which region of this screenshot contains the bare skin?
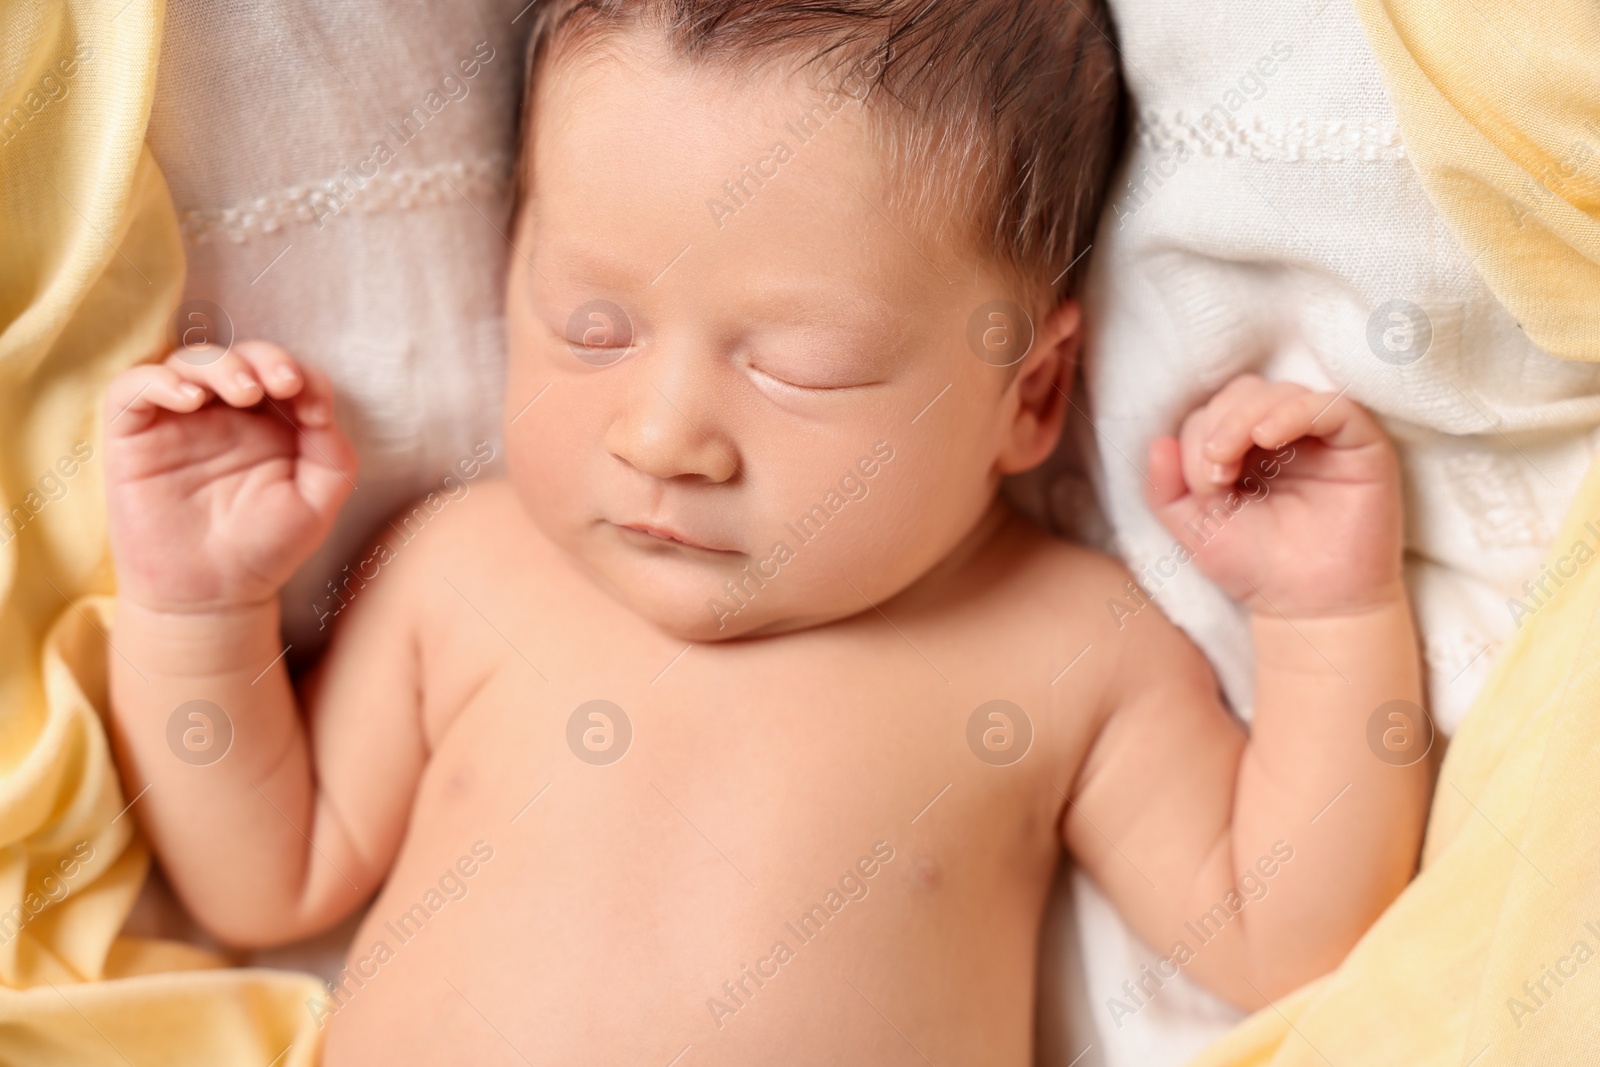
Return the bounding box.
[103,30,1429,1067]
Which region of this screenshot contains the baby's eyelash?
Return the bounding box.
[748,364,878,393]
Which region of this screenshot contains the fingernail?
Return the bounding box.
[235,372,261,394]
[301,400,329,426]
[273,365,298,385]
[180,383,204,400]
[1210,463,1230,483]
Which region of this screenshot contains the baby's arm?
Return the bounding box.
[103,343,426,946]
[1066,376,1430,1007]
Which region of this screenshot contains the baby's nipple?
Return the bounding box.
[910,856,942,890]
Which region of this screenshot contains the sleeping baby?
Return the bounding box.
[102,1,1432,1063]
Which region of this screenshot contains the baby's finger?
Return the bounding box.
[1145,435,1210,542]
[285,363,335,429]
[1250,390,1382,453]
[257,364,355,519]
[1145,435,1188,511]
[1175,385,1277,493]
[104,364,208,434]
[163,348,266,408]
[233,340,306,400]
[1175,405,1218,495]
[1199,378,1309,478]
[293,413,359,523]
[1172,376,1270,490]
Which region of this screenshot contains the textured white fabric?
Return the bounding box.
[1033,1,1600,1064]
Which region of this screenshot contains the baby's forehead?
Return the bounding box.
[513,0,1122,309]
[522,63,985,319]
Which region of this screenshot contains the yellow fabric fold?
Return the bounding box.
[1351,0,1600,360]
[1,0,323,1062]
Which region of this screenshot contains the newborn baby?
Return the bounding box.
[103,1,1431,1063]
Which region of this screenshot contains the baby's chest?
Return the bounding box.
[412,633,1072,893]
[348,654,1073,1066]
[349,618,1082,1059]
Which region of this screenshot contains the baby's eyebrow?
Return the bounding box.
[534,245,646,289]
[738,282,903,333]
[535,249,908,334]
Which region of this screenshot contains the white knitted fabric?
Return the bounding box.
[1026,1,1600,1065]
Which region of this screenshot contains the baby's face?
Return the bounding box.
[505,31,1074,640]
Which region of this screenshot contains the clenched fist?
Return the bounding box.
[104,341,357,613]
[1145,375,1404,619]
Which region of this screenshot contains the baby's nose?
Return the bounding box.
[604,359,740,484]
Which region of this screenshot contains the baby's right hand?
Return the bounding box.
[104,341,357,613]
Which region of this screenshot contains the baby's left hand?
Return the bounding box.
[1144,375,1404,619]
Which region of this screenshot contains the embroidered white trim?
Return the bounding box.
[180,156,512,244]
[1135,110,1408,162]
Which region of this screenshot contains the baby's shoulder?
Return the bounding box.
[911,509,1142,690]
[347,477,559,606]
[908,512,1156,759]
[968,510,1136,621]
[385,475,534,553]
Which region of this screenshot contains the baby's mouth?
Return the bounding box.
[611,520,741,556]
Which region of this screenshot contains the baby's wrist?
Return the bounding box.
[113,595,286,682]
[1247,587,1415,675]
[1243,577,1408,626]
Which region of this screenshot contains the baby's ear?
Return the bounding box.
[996,299,1080,474]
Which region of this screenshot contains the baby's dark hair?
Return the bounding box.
[513,0,1125,305]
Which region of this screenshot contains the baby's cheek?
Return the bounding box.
[505,414,587,526]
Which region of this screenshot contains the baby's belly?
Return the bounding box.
[320,674,1065,1065]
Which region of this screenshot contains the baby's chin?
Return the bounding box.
[579,549,859,643]
[571,547,762,642]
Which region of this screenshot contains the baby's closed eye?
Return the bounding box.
[741,328,894,392]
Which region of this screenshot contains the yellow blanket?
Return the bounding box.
[1351,0,1600,362]
[0,0,1594,1065]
